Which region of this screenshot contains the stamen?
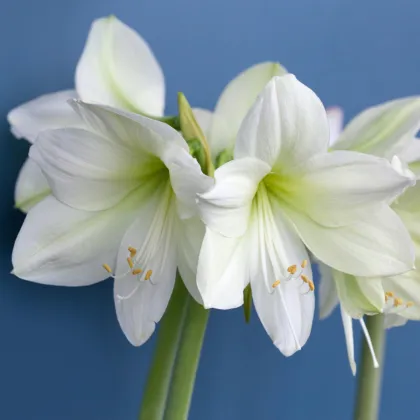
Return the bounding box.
[145,270,153,281]
[102,264,112,274]
[393,298,403,307]
[359,318,379,369]
[132,268,143,275]
[127,257,134,269]
[406,301,414,308]
[385,291,394,298]
[128,246,137,257]
[301,259,308,268]
[272,280,281,288]
[301,274,310,283]
[287,265,297,274]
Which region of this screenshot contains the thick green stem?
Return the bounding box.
[138,277,189,420]
[354,314,386,420]
[163,299,210,420]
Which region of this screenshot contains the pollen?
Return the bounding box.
[287,265,297,274]
[145,270,153,281]
[301,260,308,269]
[128,246,137,257]
[393,298,403,307]
[301,274,310,283]
[272,280,281,288]
[132,268,143,275]
[127,257,134,269]
[102,264,112,274]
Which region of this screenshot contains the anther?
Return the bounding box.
[127,257,134,269]
[287,265,297,274]
[308,280,315,292]
[272,280,281,288]
[145,270,153,281]
[385,291,394,298]
[301,274,310,283]
[406,301,414,308]
[301,260,308,269]
[132,268,143,275]
[128,246,137,257]
[394,298,403,307]
[102,264,112,274]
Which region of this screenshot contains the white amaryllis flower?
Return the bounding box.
[319,101,420,374]
[8,15,164,212]
[12,101,212,346]
[196,75,416,356]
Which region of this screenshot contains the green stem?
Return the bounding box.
[163,298,210,420]
[138,277,189,420]
[354,314,386,420]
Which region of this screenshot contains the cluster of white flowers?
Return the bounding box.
[9,16,420,374]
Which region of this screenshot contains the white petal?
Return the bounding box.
[192,108,213,138]
[76,16,165,116]
[294,151,415,227]
[250,197,314,356]
[235,74,329,169]
[31,127,163,211]
[340,307,357,375]
[208,62,286,157]
[332,97,420,159]
[114,185,177,345]
[165,147,214,219]
[14,158,50,212]
[31,102,190,212]
[384,314,408,329]
[399,139,420,178]
[318,262,339,319]
[285,203,415,277]
[7,90,79,143]
[70,101,188,156]
[326,107,344,147]
[176,217,205,304]
[333,271,385,318]
[196,228,249,309]
[198,157,270,237]
[12,192,145,285]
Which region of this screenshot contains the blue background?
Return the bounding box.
[1,0,419,418]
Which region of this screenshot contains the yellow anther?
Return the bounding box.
[385,295,389,302]
[308,280,315,292]
[145,270,153,281]
[287,265,297,274]
[128,246,137,257]
[406,301,414,308]
[394,298,403,307]
[102,264,112,274]
[301,274,310,283]
[301,260,308,269]
[132,268,143,275]
[385,291,394,298]
[127,257,134,269]
[272,280,281,288]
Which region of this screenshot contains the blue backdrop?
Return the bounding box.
[1,0,420,419]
